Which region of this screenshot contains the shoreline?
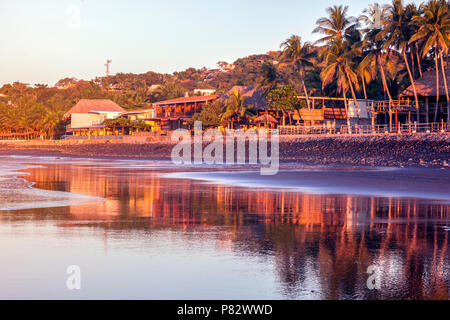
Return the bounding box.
[0,133,449,169]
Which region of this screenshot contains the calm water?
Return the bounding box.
[0,157,449,300]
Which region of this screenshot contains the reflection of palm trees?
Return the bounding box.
[16,163,450,300]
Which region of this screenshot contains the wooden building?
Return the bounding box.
[152,95,219,131]
[400,69,450,123]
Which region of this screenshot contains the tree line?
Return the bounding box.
[0,0,448,137]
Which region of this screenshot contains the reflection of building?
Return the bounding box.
[22,163,450,300]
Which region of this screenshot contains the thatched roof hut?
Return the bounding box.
[254,114,278,124]
[400,69,450,99]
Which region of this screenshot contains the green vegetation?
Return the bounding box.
[103,118,152,132]
[220,91,256,129]
[191,101,224,128]
[267,85,305,125]
[0,0,448,138]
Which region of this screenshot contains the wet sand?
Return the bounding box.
[166,167,450,201]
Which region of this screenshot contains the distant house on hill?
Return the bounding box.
[107,84,123,92]
[64,99,125,136]
[219,63,235,73]
[193,88,216,96]
[61,80,90,90]
[149,84,162,92]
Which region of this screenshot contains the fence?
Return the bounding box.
[279,122,450,136]
[0,131,39,140]
[62,135,124,141]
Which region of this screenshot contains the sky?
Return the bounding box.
[0,0,423,86]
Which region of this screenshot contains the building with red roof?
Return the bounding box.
[64,99,126,136]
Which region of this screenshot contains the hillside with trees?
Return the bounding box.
[0,0,448,138]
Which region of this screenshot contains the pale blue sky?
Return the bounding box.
[0,0,422,86]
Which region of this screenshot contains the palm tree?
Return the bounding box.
[321,41,361,131]
[313,5,358,46]
[410,0,450,123]
[258,62,279,97]
[279,35,315,123]
[315,5,362,123]
[384,0,421,114]
[221,90,253,129]
[356,61,374,100]
[359,3,395,103]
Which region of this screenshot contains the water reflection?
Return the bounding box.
[1,162,449,299]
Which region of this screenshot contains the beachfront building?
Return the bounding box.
[64,99,125,136]
[400,69,450,124]
[152,95,219,132]
[120,108,162,132]
[290,97,372,127]
[122,108,157,121]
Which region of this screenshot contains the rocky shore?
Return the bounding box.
[0,133,449,168]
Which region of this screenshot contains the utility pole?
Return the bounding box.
[105,59,112,77]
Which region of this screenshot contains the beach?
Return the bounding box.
[0,155,449,299]
[0,133,449,168]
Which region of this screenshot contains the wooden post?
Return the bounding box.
[395,110,398,132]
[408,111,411,133]
[425,98,429,123]
[416,101,420,124]
[389,102,393,132]
[447,101,450,125]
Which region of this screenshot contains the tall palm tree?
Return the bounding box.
[359,3,395,104]
[221,90,253,129]
[279,35,315,124]
[410,0,449,123]
[321,41,361,131]
[384,0,420,113]
[313,5,357,46]
[258,62,279,97]
[315,5,362,122]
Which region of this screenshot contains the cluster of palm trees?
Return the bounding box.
[278,0,449,125]
[0,98,64,139]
